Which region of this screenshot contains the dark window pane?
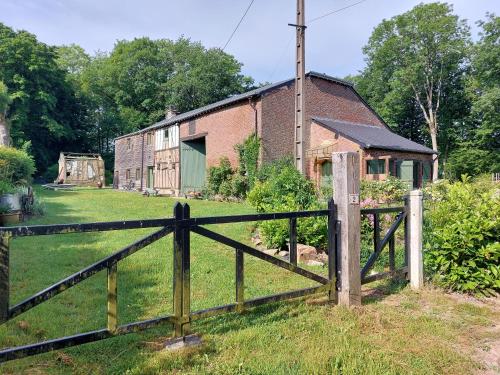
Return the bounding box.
[367,159,385,174]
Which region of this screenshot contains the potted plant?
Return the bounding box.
[0,203,20,226]
[0,180,21,212]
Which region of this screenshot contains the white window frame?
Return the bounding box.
[155,125,179,150]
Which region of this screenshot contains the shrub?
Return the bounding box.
[207,157,233,196]
[42,163,59,182]
[0,180,14,195]
[424,177,500,296]
[0,146,35,185]
[361,177,408,203]
[248,160,316,212]
[235,134,260,189]
[248,159,326,249]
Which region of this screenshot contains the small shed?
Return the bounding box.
[56,152,105,187]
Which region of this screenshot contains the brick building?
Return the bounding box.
[114,72,434,195]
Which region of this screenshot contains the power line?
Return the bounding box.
[307,0,369,24]
[266,0,370,82]
[222,0,256,51]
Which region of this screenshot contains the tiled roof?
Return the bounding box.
[312,117,435,155]
[115,72,353,140]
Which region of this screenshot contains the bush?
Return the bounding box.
[424,177,500,296]
[361,177,408,203]
[257,196,328,249]
[248,160,316,212]
[0,146,35,185]
[235,134,260,190]
[41,163,59,182]
[207,157,233,196]
[0,180,14,195]
[446,147,500,180]
[248,159,326,249]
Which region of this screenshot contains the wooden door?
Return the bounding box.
[180,139,206,194]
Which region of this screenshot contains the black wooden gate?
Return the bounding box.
[0,200,338,362]
[360,202,409,284]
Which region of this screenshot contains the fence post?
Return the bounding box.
[107,262,118,332]
[332,152,361,306]
[172,202,184,337]
[327,198,337,303]
[0,232,10,322]
[235,249,244,312]
[408,190,424,289]
[289,218,297,266]
[181,203,191,335]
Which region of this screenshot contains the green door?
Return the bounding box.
[321,161,333,190]
[180,139,206,194]
[147,167,154,189]
[398,160,414,190]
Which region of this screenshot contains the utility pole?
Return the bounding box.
[288,0,306,174]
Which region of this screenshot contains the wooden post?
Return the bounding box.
[235,249,244,312]
[332,152,361,306]
[327,198,337,303]
[107,262,117,332]
[172,202,184,337]
[408,190,423,289]
[0,233,10,322]
[181,203,191,335]
[289,218,297,266]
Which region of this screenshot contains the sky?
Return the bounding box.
[1,0,499,83]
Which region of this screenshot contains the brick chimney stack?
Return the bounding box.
[165,105,179,119]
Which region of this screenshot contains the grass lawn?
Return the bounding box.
[0,187,498,374]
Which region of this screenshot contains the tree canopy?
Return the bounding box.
[0,25,254,174]
[356,2,471,179]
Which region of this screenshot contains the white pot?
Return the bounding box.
[0,193,21,211]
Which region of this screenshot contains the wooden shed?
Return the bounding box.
[56,152,105,187]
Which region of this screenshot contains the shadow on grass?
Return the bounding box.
[362,277,408,304]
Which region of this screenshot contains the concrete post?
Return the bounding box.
[408,190,424,289]
[332,152,361,306]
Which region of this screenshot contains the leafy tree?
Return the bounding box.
[357,3,471,179]
[0,81,12,146]
[83,37,254,136]
[0,23,87,173]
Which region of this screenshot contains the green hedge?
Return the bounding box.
[0,146,35,186]
[424,177,500,296]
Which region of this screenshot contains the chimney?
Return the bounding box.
[165,105,179,120]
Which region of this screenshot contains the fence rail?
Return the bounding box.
[360,202,408,285]
[0,201,338,363]
[0,196,415,363]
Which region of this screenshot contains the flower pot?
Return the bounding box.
[0,193,21,211]
[0,211,21,226]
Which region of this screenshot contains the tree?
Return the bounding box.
[0,81,12,146]
[469,14,499,153]
[357,3,471,179]
[87,37,254,133]
[0,23,87,173]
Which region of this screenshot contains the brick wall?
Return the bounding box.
[260,76,386,164]
[178,99,261,168]
[113,132,155,190]
[114,75,431,193]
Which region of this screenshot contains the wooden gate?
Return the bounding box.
[0,200,338,362]
[360,203,408,284]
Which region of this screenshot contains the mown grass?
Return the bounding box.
[0,187,497,374]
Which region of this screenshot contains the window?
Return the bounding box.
[155,125,179,150]
[127,138,131,150]
[366,159,386,174]
[423,162,432,182]
[146,132,153,145]
[135,168,141,180]
[126,169,131,180]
